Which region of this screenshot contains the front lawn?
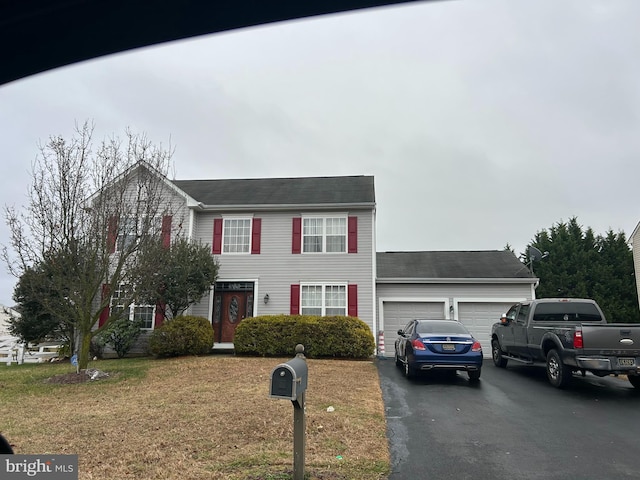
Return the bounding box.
[0,356,389,480]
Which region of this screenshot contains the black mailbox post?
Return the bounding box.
[270,344,308,480]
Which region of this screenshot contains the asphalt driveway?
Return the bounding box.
[377,357,640,480]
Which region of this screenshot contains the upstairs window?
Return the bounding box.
[302,217,346,253]
[117,217,137,252]
[223,218,251,254]
[212,217,261,255]
[112,215,169,253]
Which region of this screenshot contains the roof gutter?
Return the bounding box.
[376,277,538,284]
[191,202,376,212]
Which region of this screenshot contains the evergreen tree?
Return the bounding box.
[527,217,639,323]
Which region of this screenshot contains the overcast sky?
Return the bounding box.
[1,0,639,306]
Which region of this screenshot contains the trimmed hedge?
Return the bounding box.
[148,315,214,357]
[233,315,375,359]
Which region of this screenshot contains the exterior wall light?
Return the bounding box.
[264,294,270,304]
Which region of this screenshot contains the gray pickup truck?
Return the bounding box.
[490,298,640,388]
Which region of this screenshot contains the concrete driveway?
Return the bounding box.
[377,357,640,479]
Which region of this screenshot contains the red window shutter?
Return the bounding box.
[161,215,172,249]
[99,284,110,327]
[212,218,223,254]
[154,302,165,329]
[107,216,118,253]
[251,218,261,254]
[292,218,302,254]
[348,216,358,254]
[348,284,358,317]
[290,284,300,315]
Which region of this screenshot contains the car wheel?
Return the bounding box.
[628,375,640,389]
[492,340,508,368]
[395,352,401,367]
[468,369,481,381]
[546,349,572,388]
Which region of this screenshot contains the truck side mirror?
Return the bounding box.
[500,315,509,325]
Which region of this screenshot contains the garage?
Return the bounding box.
[376,251,537,359]
[380,300,446,358]
[457,301,517,356]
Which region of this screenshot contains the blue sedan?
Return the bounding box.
[394,319,483,380]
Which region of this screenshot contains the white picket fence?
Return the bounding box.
[0,336,62,365]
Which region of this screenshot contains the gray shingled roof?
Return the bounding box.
[377,251,534,279]
[172,175,375,206]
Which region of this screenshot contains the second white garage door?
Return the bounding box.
[457,302,515,357]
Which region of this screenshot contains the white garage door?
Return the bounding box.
[382,301,445,357]
[457,302,514,357]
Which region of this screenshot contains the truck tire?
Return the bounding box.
[628,375,640,389]
[492,340,508,368]
[546,349,572,388]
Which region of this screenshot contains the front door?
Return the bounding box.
[212,282,254,343]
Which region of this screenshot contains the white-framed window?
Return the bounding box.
[302,216,346,253]
[301,284,347,316]
[116,215,162,252]
[116,216,137,252]
[110,284,155,330]
[223,218,252,254]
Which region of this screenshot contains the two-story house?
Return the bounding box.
[112,174,377,349]
[98,166,536,358]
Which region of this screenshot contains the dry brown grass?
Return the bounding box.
[0,356,389,480]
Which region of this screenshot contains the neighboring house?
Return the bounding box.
[376,251,536,356]
[632,221,640,312]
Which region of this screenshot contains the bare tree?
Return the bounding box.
[2,121,179,369]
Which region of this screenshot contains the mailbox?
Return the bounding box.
[270,356,308,401]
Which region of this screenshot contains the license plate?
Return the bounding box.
[442,344,455,351]
[618,357,636,367]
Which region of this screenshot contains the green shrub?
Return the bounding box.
[234,315,375,359]
[95,317,145,358]
[148,315,214,357]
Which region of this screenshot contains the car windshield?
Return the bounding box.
[415,321,469,335]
